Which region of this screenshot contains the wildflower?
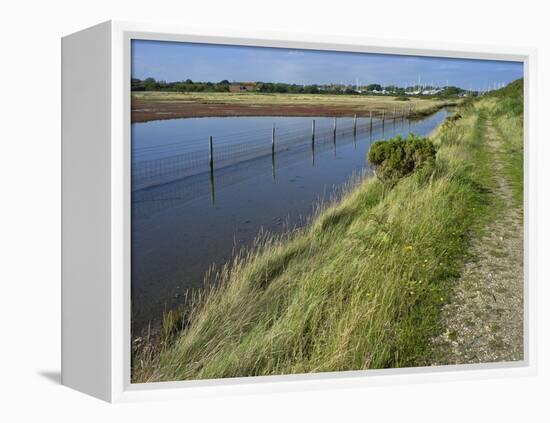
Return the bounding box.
[404,245,413,252]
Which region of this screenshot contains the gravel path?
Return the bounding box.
[431,116,524,365]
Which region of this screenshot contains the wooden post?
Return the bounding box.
[209,164,215,206]
[311,138,315,167]
[272,149,276,182]
[311,119,315,144]
[208,135,215,205]
[353,114,357,137]
[272,124,275,155]
[208,135,213,170]
[333,117,337,142]
[382,110,385,137]
[369,111,373,132]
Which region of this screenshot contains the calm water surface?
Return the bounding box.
[131,110,450,333]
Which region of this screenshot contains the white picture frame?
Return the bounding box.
[61,20,537,403]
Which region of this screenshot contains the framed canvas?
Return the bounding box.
[61,20,537,402]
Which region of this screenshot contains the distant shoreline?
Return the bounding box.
[131,92,459,123]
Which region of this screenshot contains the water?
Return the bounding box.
[131,110,450,334]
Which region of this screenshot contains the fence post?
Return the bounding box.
[272,124,275,155]
[353,114,357,137]
[209,135,214,170]
[311,119,315,144]
[369,111,373,132]
[311,137,315,167]
[209,163,215,206]
[272,149,276,182]
[208,135,215,205]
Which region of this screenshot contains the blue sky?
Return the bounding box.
[132,39,523,91]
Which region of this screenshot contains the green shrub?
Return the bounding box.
[367,134,436,182]
[446,112,462,123]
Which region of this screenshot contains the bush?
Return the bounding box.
[367,134,436,182]
[439,113,463,135]
[446,112,462,123]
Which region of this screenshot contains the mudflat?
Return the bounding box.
[131,92,456,122]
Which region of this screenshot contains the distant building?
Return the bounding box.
[229,82,257,92]
[421,88,443,95]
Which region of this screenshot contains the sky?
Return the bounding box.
[131,39,523,91]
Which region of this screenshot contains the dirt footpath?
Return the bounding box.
[431,117,524,365]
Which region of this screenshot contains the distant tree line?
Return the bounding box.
[131,77,471,98]
[132,78,232,92]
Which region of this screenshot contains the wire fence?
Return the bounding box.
[132,118,391,218]
[132,111,411,192]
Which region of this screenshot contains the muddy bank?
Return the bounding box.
[132,98,456,123]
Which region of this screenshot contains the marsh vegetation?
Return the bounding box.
[131,91,458,121]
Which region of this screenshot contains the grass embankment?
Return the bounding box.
[131,91,458,122]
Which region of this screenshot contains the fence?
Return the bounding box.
[132,108,414,193]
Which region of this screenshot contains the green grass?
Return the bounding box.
[487,79,524,204]
[132,83,522,383]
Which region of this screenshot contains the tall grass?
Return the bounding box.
[132,88,519,383]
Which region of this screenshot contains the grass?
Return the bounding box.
[132,81,522,383]
[487,79,524,204]
[132,91,457,116]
